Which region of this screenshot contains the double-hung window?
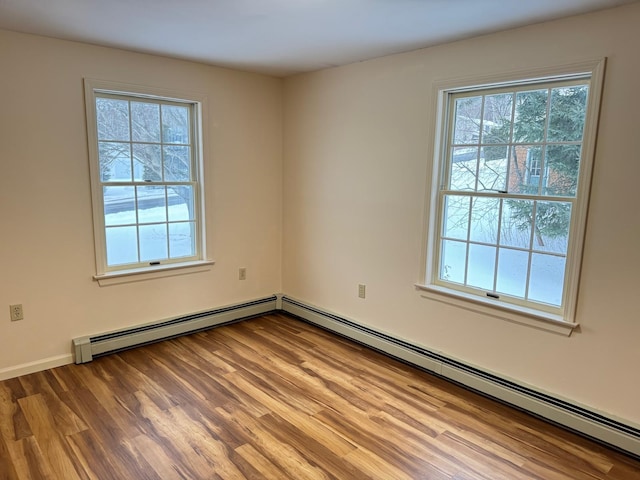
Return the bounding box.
[85,80,208,280]
[422,61,605,327]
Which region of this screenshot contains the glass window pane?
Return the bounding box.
[162,105,190,144]
[533,201,571,254]
[470,197,499,244]
[453,96,482,144]
[496,248,529,298]
[164,145,191,181]
[105,226,138,266]
[91,89,201,273]
[547,85,588,142]
[450,147,478,191]
[139,224,168,261]
[481,93,513,145]
[443,195,469,240]
[528,253,565,306]
[513,89,548,144]
[96,98,130,141]
[440,239,466,284]
[133,144,162,181]
[168,186,194,221]
[545,145,581,197]
[99,142,131,182]
[137,186,167,224]
[500,199,533,249]
[467,244,496,290]
[477,147,507,192]
[131,102,160,142]
[438,78,595,317]
[169,222,196,258]
[103,186,135,226]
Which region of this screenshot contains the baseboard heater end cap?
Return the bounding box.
[72,336,93,364]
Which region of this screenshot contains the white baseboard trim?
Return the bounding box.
[280,295,640,459]
[0,354,74,381]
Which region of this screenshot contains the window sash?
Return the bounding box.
[433,190,576,315]
[85,80,206,276]
[424,62,605,324]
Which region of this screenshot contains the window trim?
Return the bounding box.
[418,59,606,330]
[84,79,211,281]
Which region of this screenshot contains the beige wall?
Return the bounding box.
[0,30,283,374]
[2,3,639,428]
[283,3,640,424]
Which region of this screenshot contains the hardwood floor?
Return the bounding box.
[1,313,638,479]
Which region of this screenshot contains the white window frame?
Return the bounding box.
[84,79,212,285]
[417,60,606,333]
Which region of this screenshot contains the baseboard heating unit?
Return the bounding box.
[280,295,640,459]
[72,295,277,364]
[70,293,640,459]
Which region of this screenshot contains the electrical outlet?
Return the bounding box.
[10,304,23,321]
[358,284,366,299]
[239,268,247,280]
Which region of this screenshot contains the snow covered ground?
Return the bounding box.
[441,155,569,307]
[103,192,195,267]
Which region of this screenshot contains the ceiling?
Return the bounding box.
[0,0,636,77]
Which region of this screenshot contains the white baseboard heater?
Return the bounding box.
[280,295,640,460]
[72,295,278,364]
[70,293,640,459]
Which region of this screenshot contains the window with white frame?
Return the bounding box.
[422,62,604,325]
[85,80,207,277]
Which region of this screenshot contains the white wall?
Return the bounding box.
[0,30,283,375]
[283,3,640,425]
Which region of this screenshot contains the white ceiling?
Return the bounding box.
[0,0,636,76]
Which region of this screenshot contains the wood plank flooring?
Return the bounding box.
[1,313,638,479]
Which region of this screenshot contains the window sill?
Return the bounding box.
[415,283,578,336]
[94,260,215,286]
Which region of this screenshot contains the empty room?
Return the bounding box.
[1,0,639,478]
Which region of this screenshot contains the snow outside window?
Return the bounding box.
[422,62,605,326]
[85,80,207,278]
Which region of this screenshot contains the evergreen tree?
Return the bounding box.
[484,85,588,243]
